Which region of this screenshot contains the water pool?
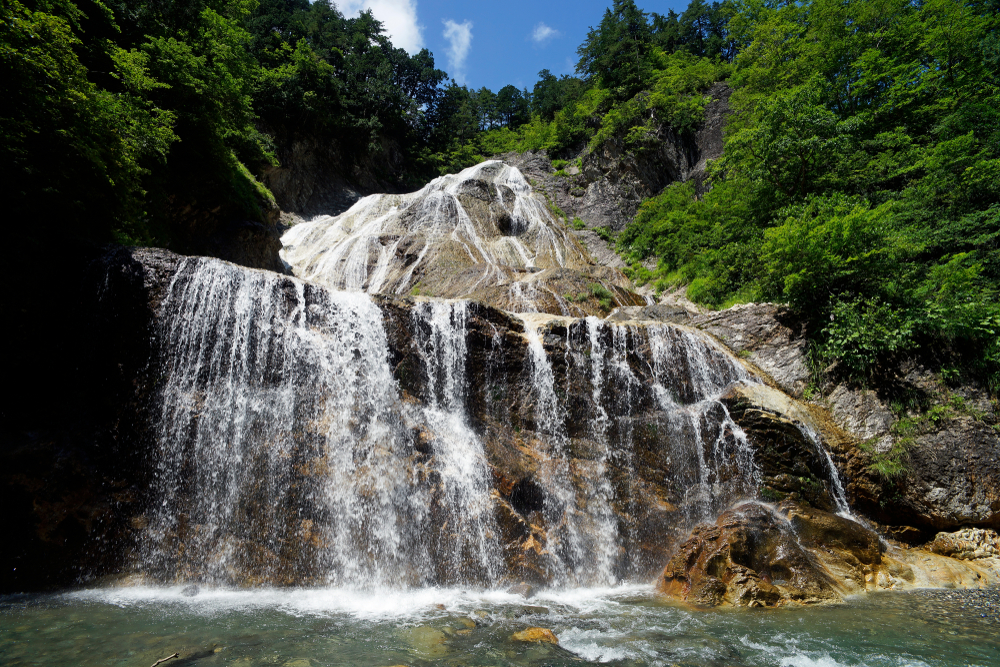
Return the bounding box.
[2,585,998,667]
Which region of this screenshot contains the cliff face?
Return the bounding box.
[2,248,852,590]
[4,245,998,600]
[507,82,731,236]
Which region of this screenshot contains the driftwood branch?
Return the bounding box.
[149,653,179,667]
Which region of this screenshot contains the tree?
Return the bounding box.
[496,85,529,127]
[576,0,654,99]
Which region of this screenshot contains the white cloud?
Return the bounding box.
[338,0,424,54]
[531,22,560,44]
[442,19,473,83]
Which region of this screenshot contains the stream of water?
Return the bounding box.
[2,585,997,667]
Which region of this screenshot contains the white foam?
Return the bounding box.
[65,584,654,622]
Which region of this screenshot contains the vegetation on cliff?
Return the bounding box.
[614,0,999,391]
[3,0,997,390]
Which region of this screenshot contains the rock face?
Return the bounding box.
[508,83,732,236]
[834,387,1000,536]
[166,186,286,274]
[673,300,1000,537]
[720,383,853,512]
[656,501,1000,608]
[10,247,882,591]
[262,134,407,221]
[281,160,644,318]
[690,303,811,399]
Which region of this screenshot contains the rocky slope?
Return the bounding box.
[280,160,644,318]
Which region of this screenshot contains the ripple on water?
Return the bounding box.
[0,585,998,667]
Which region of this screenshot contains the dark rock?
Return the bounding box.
[720,383,853,511]
[507,582,536,598]
[181,584,200,597]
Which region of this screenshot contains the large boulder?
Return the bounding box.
[656,503,841,607]
[656,501,1000,608]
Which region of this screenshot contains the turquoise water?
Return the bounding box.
[1,585,998,667]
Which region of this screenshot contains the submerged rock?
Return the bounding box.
[511,627,558,644]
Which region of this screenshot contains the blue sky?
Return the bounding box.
[334,1,691,91]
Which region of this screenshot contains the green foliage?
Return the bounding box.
[617,0,1000,390]
[588,282,615,310]
[2,0,176,243]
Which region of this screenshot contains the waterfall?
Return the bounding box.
[141,260,499,587]
[410,300,501,585]
[277,160,636,317]
[136,252,845,589]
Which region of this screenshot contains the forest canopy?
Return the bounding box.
[3,0,997,389]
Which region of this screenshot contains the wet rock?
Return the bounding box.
[507,582,537,599]
[656,503,840,607]
[510,627,558,644]
[281,160,642,318]
[720,383,852,511]
[399,626,448,657]
[181,585,200,597]
[657,501,1000,607]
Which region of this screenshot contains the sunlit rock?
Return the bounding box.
[280,161,643,317]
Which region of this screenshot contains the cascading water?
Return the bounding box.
[280,161,587,301]
[278,160,642,317]
[138,244,845,589]
[142,260,506,587]
[143,258,421,586]
[410,300,501,585]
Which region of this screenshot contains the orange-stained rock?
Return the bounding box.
[511,627,558,644]
[656,502,843,607]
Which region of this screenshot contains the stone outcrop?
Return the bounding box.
[280,160,645,318]
[262,134,407,221]
[690,303,811,399]
[165,184,287,274]
[656,501,1000,608]
[720,383,852,511]
[839,394,1000,536]
[673,300,1000,538]
[927,528,1000,561]
[507,83,732,236]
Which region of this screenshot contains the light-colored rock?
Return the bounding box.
[690,303,811,398]
[281,160,643,317]
[927,528,1000,560]
[826,385,894,439]
[511,627,558,644]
